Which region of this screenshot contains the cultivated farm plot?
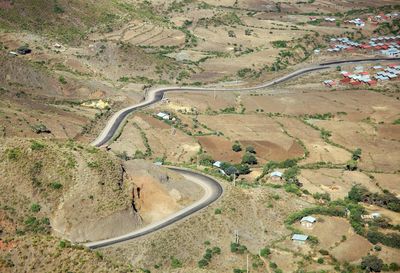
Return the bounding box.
[372,173,400,196]
[330,233,372,263]
[276,117,351,164]
[197,135,243,163]
[91,20,186,47]
[197,114,305,163]
[241,90,400,119]
[315,120,400,172]
[299,169,381,200]
[165,91,237,112]
[111,113,200,163]
[294,216,372,263]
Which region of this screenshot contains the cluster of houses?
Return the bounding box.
[368,12,399,24]
[345,18,365,27]
[310,16,337,23]
[328,36,400,56]
[323,64,400,87]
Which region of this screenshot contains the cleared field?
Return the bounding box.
[294,216,352,249]
[330,234,372,263]
[377,245,400,265]
[315,120,400,172]
[197,135,243,163]
[165,91,237,112]
[269,249,302,272]
[197,114,305,163]
[241,90,400,121]
[373,173,400,196]
[299,169,381,200]
[110,113,200,163]
[277,117,351,164]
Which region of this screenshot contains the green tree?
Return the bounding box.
[236,164,250,175]
[199,154,214,166]
[242,153,257,165]
[198,259,208,268]
[352,148,362,160]
[245,146,256,154]
[283,166,300,182]
[232,143,242,152]
[346,159,358,171]
[348,185,368,202]
[361,255,383,272]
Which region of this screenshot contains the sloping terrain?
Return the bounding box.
[0,138,137,242]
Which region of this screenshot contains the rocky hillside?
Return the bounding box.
[0,138,142,242]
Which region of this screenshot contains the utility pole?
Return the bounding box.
[247,254,249,273]
[235,230,239,244]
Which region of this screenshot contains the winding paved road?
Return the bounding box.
[91,57,400,147]
[84,167,223,249]
[86,57,399,249]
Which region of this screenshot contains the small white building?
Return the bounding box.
[291,234,308,244]
[156,112,170,120]
[270,171,283,181]
[300,216,317,228]
[213,161,222,168]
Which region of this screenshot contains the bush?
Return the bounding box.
[269,262,278,269]
[319,249,329,255]
[236,164,250,175]
[199,154,214,166]
[389,263,400,271]
[31,124,51,134]
[272,40,288,48]
[170,257,182,268]
[232,143,242,152]
[59,75,67,84]
[30,203,41,213]
[346,159,358,171]
[31,140,46,151]
[59,240,67,248]
[215,208,222,215]
[317,258,324,264]
[198,259,209,268]
[348,185,368,202]
[283,166,299,181]
[7,148,22,160]
[212,246,221,254]
[352,148,362,160]
[245,146,256,154]
[231,242,247,254]
[50,182,63,190]
[260,247,271,257]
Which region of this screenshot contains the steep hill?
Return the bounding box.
[0,138,141,242]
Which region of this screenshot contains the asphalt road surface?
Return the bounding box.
[84,167,223,249]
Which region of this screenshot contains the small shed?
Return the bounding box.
[300,216,317,228]
[291,234,308,244]
[156,112,170,120]
[270,171,283,181]
[213,161,222,168]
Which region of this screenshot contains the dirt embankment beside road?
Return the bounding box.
[0,139,204,243]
